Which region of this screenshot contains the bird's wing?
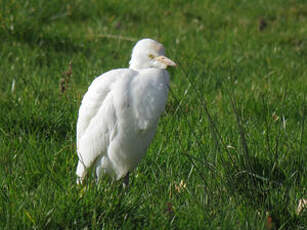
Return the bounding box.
[76,68,136,168]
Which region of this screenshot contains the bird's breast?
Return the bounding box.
[130,69,169,131]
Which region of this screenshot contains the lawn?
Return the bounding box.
[0,0,306,229]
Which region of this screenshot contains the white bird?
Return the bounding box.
[76,38,176,186]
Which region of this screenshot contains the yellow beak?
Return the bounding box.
[155,56,177,67]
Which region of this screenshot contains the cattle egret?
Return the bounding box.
[76,38,176,186]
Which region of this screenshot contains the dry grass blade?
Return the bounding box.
[87,34,137,42]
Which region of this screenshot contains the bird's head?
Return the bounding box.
[129,38,176,70]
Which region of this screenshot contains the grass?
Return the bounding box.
[0,0,306,229]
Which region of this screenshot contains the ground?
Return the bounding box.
[0,0,306,229]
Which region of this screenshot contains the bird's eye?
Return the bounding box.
[148,54,155,59]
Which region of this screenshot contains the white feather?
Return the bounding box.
[76,38,175,183]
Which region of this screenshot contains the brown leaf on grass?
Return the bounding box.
[272,112,280,121]
[167,202,174,214]
[175,180,186,193]
[60,61,72,94]
[64,61,72,77]
[59,78,66,94]
[296,198,307,215]
[266,215,273,229]
[259,18,267,31]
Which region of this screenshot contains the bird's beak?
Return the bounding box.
[155,56,177,68]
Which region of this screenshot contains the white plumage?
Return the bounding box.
[76,38,176,184]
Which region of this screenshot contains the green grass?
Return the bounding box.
[0,0,306,229]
